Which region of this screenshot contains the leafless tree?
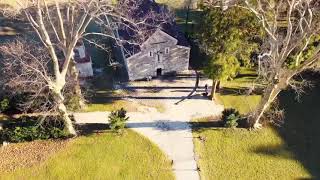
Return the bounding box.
[0,39,57,114]
[0,0,170,135]
[244,0,320,128]
[202,0,320,129]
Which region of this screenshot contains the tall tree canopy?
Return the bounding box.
[198,6,263,99]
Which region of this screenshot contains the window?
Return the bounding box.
[165,47,170,54]
[149,51,153,57]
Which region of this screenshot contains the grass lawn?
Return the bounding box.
[85,100,139,112]
[194,128,310,179]
[156,0,187,9]
[193,68,319,179]
[1,130,174,180]
[217,68,261,114]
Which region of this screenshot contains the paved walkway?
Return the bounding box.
[74,99,223,180]
[74,73,224,180]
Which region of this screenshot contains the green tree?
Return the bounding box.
[204,54,240,100]
[198,6,263,100]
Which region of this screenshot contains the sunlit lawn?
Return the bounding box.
[193,128,310,180]
[85,100,139,112]
[1,130,174,180]
[193,68,316,179]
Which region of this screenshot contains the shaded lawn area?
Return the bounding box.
[82,69,139,112]
[156,0,202,35]
[217,68,261,114]
[277,81,320,178]
[193,68,319,179]
[1,130,174,180]
[156,0,189,9]
[84,69,166,113]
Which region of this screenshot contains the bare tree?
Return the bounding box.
[243,0,320,128]
[202,0,320,129]
[0,0,170,135]
[0,40,58,121]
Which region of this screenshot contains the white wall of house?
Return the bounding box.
[74,44,94,78]
[76,62,94,77]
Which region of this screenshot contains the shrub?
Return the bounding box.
[0,98,10,113]
[224,114,239,128]
[222,108,241,128]
[108,108,129,133]
[65,95,83,112]
[0,116,69,143]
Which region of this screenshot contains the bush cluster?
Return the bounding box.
[0,116,69,143]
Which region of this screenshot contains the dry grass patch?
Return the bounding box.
[0,140,69,173]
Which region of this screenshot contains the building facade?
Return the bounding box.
[126,29,190,80]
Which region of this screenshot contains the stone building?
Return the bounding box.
[126,29,190,80]
[114,0,190,81]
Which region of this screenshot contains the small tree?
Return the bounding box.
[108,108,129,134]
[222,108,241,128]
[205,55,240,100]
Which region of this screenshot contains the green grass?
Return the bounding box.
[1,130,174,180]
[217,68,261,114]
[194,69,320,179]
[156,0,202,35]
[85,101,166,113]
[85,100,139,112]
[193,127,310,180]
[156,0,187,9]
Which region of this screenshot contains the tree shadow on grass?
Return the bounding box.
[218,87,249,96]
[250,144,294,161]
[276,85,320,179]
[252,74,320,179]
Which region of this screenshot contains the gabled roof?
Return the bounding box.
[141,29,178,48]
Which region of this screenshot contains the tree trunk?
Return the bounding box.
[58,102,77,136]
[211,80,218,101]
[249,83,282,129]
[69,60,85,109]
[54,89,77,136]
[217,81,221,90]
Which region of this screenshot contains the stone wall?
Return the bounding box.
[126,45,190,80]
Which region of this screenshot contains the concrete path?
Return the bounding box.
[74,72,224,180]
[74,99,223,180]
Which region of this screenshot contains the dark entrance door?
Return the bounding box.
[156,68,162,76]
